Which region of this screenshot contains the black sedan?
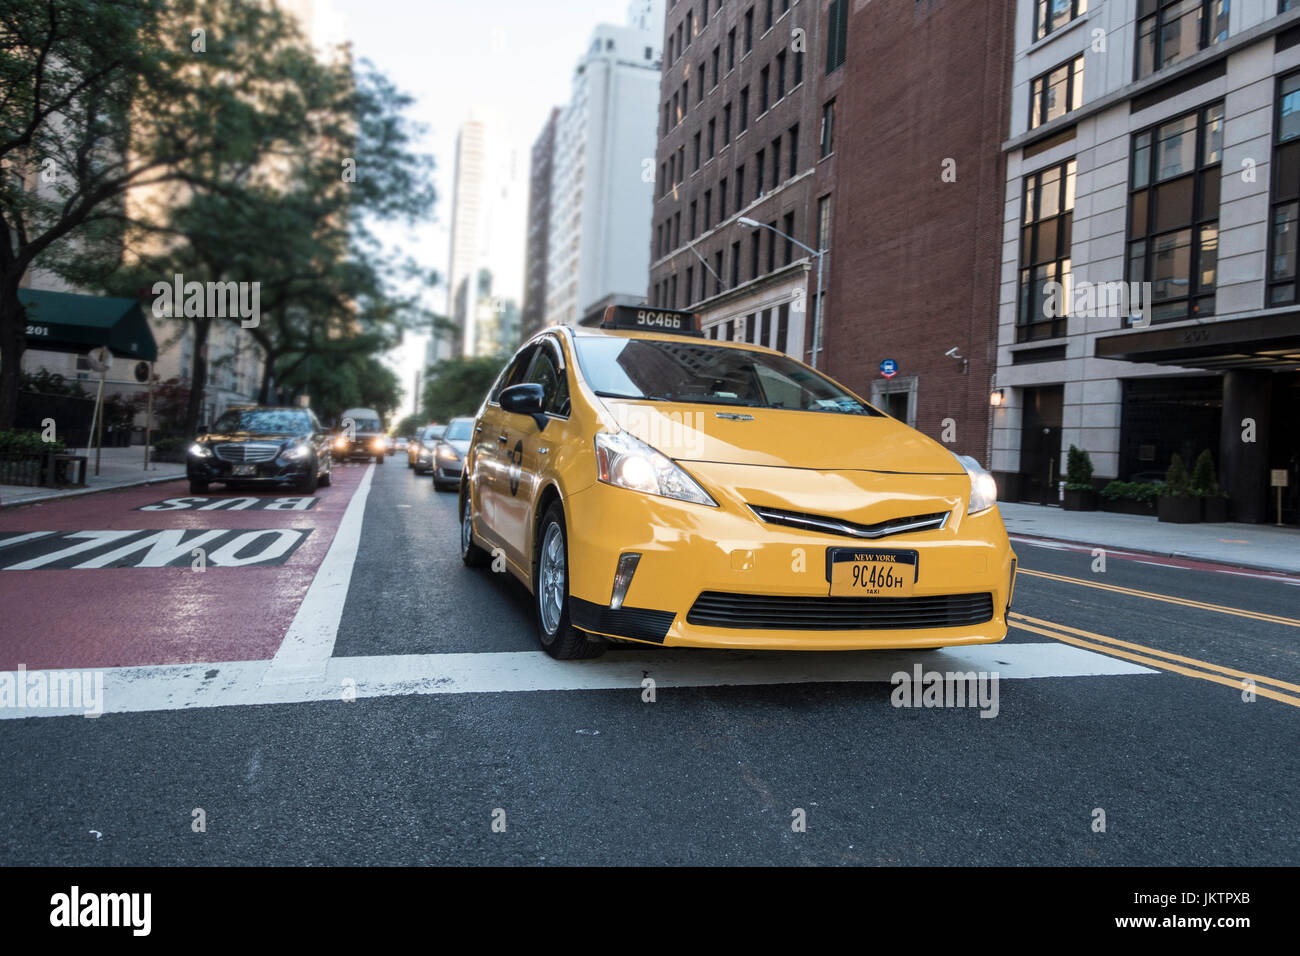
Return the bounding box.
[187,406,333,495]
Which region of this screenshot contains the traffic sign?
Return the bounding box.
[880,359,898,379]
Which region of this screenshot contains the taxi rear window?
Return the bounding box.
[573,338,880,416]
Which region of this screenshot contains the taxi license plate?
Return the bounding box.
[232,464,257,477]
[827,548,918,597]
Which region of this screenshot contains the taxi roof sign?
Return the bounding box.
[600,305,704,337]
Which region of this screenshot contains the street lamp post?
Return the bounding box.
[738,217,826,368]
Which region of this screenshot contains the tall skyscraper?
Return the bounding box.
[543,9,664,327]
[522,109,561,341]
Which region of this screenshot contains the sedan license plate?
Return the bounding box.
[828,548,918,597]
[232,464,257,477]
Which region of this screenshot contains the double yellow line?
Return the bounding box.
[1017,568,1300,629]
[1012,570,1300,707]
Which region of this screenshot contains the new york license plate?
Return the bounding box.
[827,548,918,597]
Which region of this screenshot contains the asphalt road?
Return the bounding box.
[1,461,1296,865]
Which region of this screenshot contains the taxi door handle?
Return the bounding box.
[498,433,509,445]
[538,447,549,455]
[475,424,483,435]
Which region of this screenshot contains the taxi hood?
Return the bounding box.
[602,399,964,475]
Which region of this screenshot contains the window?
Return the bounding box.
[730,240,741,286]
[794,46,804,86]
[745,7,754,52]
[820,99,836,157]
[789,123,799,175]
[714,251,724,294]
[656,222,664,257]
[686,10,693,46]
[676,22,684,58]
[771,136,782,187]
[765,0,774,31]
[1271,72,1300,304]
[659,162,667,197]
[686,266,694,305]
[1136,1,1230,80]
[704,189,713,230]
[700,264,709,301]
[740,86,750,131]
[707,117,716,158]
[681,81,689,117]
[723,102,733,145]
[1033,0,1088,42]
[736,165,746,208]
[527,345,569,417]
[674,210,682,246]
[1017,159,1077,341]
[712,46,720,87]
[728,27,736,70]
[776,50,787,100]
[702,1,710,28]
[667,34,674,64]
[760,65,770,113]
[698,63,705,102]
[750,229,761,277]
[783,212,795,265]
[672,91,679,126]
[671,273,678,308]
[817,195,831,254]
[1129,103,1222,321]
[755,149,766,198]
[668,153,676,187]
[690,200,698,239]
[677,145,685,181]
[720,176,729,218]
[766,220,777,272]
[662,101,670,136]
[1029,54,1084,130]
[826,0,849,74]
[694,130,702,170]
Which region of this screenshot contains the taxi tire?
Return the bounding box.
[461,493,491,568]
[534,502,606,661]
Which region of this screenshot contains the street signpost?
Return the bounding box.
[1272,469,1288,527]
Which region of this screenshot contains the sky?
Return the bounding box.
[331,0,637,417]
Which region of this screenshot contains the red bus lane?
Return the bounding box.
[0,465,370,671]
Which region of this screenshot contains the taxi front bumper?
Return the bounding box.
[563,481,1015,651]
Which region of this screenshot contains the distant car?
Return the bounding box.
[394,437,410,454]
[187,406,332,495]
[432,417,474,491]
[333,407,386,464]
[410,424,445,473]
[384,436,396,456]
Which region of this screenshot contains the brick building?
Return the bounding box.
[648,0,840,358]
[822,0,1017,466]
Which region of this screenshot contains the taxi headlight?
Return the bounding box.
[595,431,716,507]
[957,454,998,515]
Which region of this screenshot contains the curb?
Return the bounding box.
[0,472,186,510]
[1006,530,1300,577]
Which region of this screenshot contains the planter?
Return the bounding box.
[1101,497,1157,517]
[1158,495,1201,524]
[0,458,43,487]
[1201,496,1229,523]
[1063,488,1098,511]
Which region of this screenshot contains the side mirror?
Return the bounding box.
[499,383,548,431]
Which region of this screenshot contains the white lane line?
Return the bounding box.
[0,532,54,551]
[0,643,1156,719]
[261,465,375,685]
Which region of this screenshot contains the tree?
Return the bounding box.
[1,0,338,430]
[422,356,506,422]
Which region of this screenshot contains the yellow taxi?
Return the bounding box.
[460,306,1016,659]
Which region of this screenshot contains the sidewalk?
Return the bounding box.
[0,445,185,509]
[998,501,1300,575]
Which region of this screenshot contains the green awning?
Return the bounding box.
[18,288,158,362]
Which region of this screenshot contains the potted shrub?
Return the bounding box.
[1100,480,1159,516]
[1157,454,1200,523]
[1062,445,1097,511]
[1191,449,1229,523]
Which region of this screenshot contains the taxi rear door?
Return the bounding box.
[474,344,538,557]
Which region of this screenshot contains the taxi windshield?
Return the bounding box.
[574,337,881,416]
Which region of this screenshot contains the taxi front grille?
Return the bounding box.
[748,505,950,540]
[686,592,994,631]
[214,443,281,464]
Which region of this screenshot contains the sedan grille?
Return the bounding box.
[214,442,281,464]
[687,591,994,631]
[749,505,950,540]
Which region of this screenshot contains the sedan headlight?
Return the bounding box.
[956,454,997,516]
[188,443,212,458]
[333,437,347,450]
[282,443,312,461]
[436,443,460,461]
[594,431,716,506]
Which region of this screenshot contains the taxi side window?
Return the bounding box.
[490,346,538,404]
[527,344,570,417]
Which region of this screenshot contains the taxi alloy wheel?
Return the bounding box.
[460,493,490,568]
[534,502,605,660]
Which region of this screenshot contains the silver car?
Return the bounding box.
[432,417,474,491]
